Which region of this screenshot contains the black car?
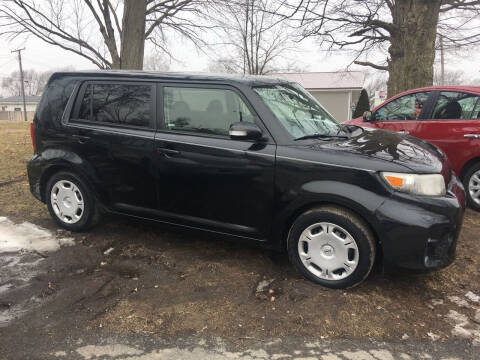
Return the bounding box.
[27,71,466,289]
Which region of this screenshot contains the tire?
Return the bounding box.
[45,171,100,231]
[287,206,376,289]
[463,163,480,212]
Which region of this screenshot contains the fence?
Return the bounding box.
[0,111,35,121]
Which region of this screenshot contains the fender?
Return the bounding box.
[270,179,388,251]
[32,148,108,206]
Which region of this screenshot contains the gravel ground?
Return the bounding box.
[0,121,479,359]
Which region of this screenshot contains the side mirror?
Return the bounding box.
[363,111,373,122]
[229,122,263,140]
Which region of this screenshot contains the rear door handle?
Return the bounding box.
[156,147,181,157]
[464,134,480,139]
[71,134,90,144]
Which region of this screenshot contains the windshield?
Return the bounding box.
[253,83,342,139]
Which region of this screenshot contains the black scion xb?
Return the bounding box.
[27,71,466,288]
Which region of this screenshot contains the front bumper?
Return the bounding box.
[375,174,465,272]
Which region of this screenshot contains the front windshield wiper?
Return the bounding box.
[294,133,350,141]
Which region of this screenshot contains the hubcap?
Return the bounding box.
[469,170,480,205]
[50,180,84,224]
[297,222,359,281]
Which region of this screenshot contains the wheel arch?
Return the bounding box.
[459,157,480,181]
[38,149,104,205]
[279,198,383,262]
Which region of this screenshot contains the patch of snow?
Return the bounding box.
[447,296,469,308]
[465,291,480,303]
[76,344,143,359]
[0,217,74,253]
[0,283,13,294]
[341,350,376,360]
[445,310,480,344]
[426,332,440,341]
[430,299,444,306]
[446,310,469,325]
[256,278,275,293]
[103,247,114,255]
[0,217,76,327]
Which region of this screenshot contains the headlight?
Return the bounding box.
[381,172,446,196]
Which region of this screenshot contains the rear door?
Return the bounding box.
[152,84,276,240]
[414,91,480,175]
[67,80,158,211]
[371,91,433,136]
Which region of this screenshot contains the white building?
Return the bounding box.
[0,95,41,121]
[270,72,365,122]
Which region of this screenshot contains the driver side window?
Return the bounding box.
[375,92,431,122]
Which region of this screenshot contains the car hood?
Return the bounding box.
[292,128,447,174]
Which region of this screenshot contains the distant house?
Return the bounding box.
[270,72,365,122]
[0,95,41,121]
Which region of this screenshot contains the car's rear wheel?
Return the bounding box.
[46,171,99,231]
[463,163,480,212]
[287,206,376,289]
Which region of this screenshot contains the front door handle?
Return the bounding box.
[156,147,181,157]
[397,130,409,135]
[464,134,480,139]
[71,134,90,144]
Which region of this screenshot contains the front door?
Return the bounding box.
[371,91,433,136]
[153,84,276,240]
[67,81,158,211]
[415,91,480,175]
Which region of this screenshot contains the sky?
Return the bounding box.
[0,26,479,87]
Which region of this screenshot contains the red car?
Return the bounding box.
[346,86,480,211]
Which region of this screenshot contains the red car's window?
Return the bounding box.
[375,92,431,121]
[432,92,480,120]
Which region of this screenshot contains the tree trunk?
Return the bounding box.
[120,0,147,70]
[387,0,441,96]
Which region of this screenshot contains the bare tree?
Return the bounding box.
[143,52,171,71]
[1,67,75,97]
[0,0,207,70]
[279,0,480,95]
[208,0,295,75]
[364,71,388,104]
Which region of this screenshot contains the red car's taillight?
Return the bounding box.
[30,122,36,153]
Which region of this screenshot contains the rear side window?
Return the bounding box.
[432,92,480,120]
[163,87,254,136]
[75,83,153,128]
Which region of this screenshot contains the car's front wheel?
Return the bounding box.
[46,171,99,231]
[287,206,376,289]
[464,163,480,212]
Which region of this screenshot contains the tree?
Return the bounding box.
[208,0,295,75]
[352,89,371,118]
[1,67,74,97]
[280,0,480,96]
[0,0,206,70]
[143,52,171,71]
[364,71,388,104]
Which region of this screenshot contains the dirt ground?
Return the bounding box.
[0,121,479,359]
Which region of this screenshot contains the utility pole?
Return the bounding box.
[440,35,445,86]
[11,48,27,122]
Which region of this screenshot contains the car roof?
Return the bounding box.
[50,70,294,87]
